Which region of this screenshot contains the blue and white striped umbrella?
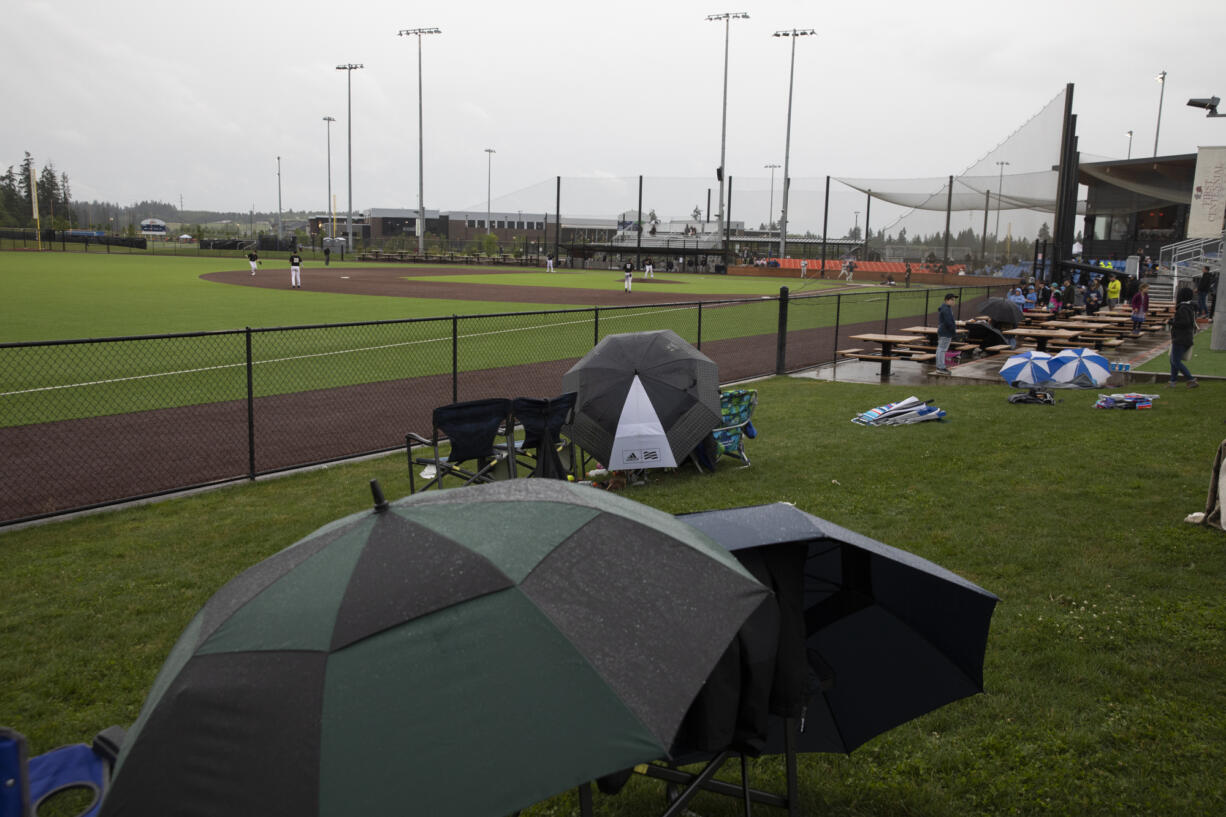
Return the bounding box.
[1048,347,1111,387]
[999,350,1053,386]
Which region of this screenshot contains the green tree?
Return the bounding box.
[480,232,499,256]
[1037,222,1051,241]
[0,166,20,227]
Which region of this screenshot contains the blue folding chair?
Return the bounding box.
[406,398,516,491]
[1,726,124,817]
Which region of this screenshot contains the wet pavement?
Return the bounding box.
[792,327,1187,388]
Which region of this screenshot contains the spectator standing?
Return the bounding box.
[1168,286,1199,388]
[1197,265,1213,317]
[1106,274,1121,307]
[1130,282,1150,335]
[934,293,958,375]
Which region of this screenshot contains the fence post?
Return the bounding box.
[451,315,459,403]
[593,307,600,347]
[696,301,703,350]
[832,293,842,364]
[245,327,256,480]
[882,290,891,333]
[775,286,789,375]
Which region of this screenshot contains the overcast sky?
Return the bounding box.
[6,0,1224,236]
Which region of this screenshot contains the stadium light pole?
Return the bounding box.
[1125,129,1133,160]
[1153,70,1167,157]
[323,117,336,240]
[707,12,749,246]
[398,27,440,255]
[773,27,815,259]
[337,63,364,252]
[764,163,780,230]
[485,148,496,235]
[995,160,1010,250]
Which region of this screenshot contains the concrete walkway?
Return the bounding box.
[792,323,1214,388]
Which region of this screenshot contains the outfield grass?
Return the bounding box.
[2,377,1222,816]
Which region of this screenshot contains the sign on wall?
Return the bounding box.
[1188,146,1226,239]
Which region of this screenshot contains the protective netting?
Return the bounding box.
[451,87,1097,250]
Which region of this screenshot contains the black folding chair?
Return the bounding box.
[511,393,577,479]
[407,398,515,492]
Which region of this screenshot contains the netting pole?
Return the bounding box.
[981,189,990,266]
[636,175,643,270]
[942,175,953,269]
[863,190,872,261]
[821,176,830,277]
[725,176,734,270]
[554,176,561,265]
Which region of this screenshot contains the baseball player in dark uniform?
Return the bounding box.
[289,252,303,288]
[247,251,259,275]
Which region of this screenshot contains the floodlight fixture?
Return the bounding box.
[398,27,442,254]
[1187,96,1223,117]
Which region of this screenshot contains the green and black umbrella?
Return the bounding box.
[100,481,768,817]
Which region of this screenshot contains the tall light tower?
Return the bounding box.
[773,27,815,259]
[706,12,749,245]
[398,27,441,255]
[336,63,364,250]
[484,148,496,235]
[1147,69,1167,157]
[1125,129,1134,160]
[995,160,1010,247]
[764,163,780,230]
[323,116,336,239]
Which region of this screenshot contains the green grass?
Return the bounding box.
[2,377,1223,816]
[1136,344,1226,377]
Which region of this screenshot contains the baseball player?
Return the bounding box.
[289,251,303,288]
[623,261,633,293]
[247,251,259,275]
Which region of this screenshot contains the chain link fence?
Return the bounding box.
[1,284,1007,525]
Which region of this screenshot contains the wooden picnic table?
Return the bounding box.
[845,333,925,377]
[1040,320,1111,331]
[1002,328,1078,352]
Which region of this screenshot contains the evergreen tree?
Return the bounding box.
[18,152,35,224]
[0,166,19,227]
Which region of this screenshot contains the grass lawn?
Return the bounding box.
[1136,344,1226,378]
[2,377,1222,816]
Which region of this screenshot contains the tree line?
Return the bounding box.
[1,153,74,229]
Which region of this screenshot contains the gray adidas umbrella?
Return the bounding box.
[562,330,720,469]
[100,481,768,817]
[678,502,998,754]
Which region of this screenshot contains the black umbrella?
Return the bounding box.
[979,297,1024,327]
[964,319,1010,350]
[678,502,998,754]
[562,330,719,470]
[101,481,769,817]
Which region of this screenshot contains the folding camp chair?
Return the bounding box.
[406,398,516,492]
[692,389,758,472]
[1,726,125,817]
[510,393,577,479]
